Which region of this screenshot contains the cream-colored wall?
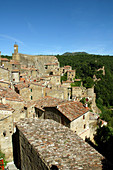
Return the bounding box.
[27,105,36,118]
[30,84,44,100]
[70,111,90,140]
[20,88,31,101]
[32,70,38,78]
[50,76,60,85]
[12,72,19,82]
[72,87,82,98]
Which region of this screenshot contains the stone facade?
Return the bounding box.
[0,67,10,82]
[0,103,14,161]
[34,97,92,140]
[67,70,76,81]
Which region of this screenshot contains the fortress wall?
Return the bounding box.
[17,54,58,75]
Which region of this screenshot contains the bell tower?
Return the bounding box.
[14,43,18,54]
[12,43,20,61]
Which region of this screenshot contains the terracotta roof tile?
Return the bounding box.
[15,83,29,90]
[0,103,14,111]
[35,97,89,121]
[1,58,9,61]
[57,101,90,121]
[67,70,75,72]
[16,118,110,169]
[64,65,71,68]
[0,86,24,102]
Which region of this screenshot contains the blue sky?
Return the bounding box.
[0,0,113,55]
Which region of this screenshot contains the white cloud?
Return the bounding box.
[0,34,24,44]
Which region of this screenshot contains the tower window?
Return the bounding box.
[3,130,6,137]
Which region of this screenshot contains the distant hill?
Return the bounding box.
[62,52,88,56]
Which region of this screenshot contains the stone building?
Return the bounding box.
[67,70,76,81]
[0,67,10,82]
[30,96,97,140]
[0,86,25,122]
[11,70,20,83]
[13,118,112,170]
[0,103,14,161]
[15,83,31,101]
[12,44,59,77]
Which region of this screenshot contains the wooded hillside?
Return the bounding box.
[56,53,113,127]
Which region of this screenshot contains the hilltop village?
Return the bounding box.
[0,44,109,169]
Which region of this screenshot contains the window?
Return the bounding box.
[84,124,86,129]
[45,66,48,69]
[31,89,32,92]
[31,96,33,100]
[83,115,85,119]
[3,130,6,137]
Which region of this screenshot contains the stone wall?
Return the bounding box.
[20,88,31,101]
[0,67,10,81]
[70,111,90,140]
[30,83,44,100]
[6,100,25,122]
[13,127,49,170]
[0,110,13,161]
[14,53,59,76]
[72,86,82,98]
[44,107,70,128]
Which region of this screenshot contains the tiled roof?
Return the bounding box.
[1,58,9,61]
[62,80,73,83]
[0,81,10,85]
[57,101,89,121]
[0,103,14,111]
[44,63,58,66]
[21,67,38,71]
[16,118,110,169]
[64,65,71,68]
[0,86,24,102]
[20,78,25,82]
[35,97,89,121]
[75,79,81,81]
[35,96,66,110]
[12,69,19,72]
[15,83,29,90]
